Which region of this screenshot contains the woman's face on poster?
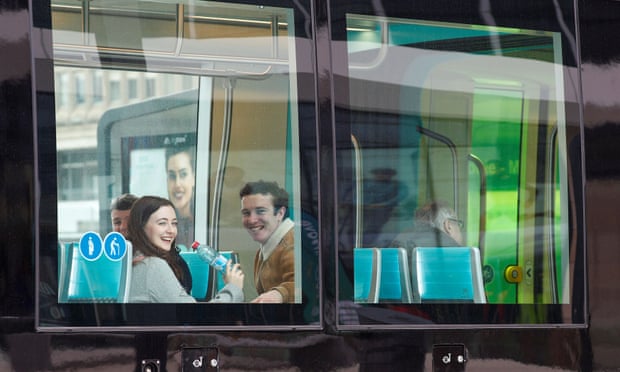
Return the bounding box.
[166,151,195,218]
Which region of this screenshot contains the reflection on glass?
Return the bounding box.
[53,1,304,307]
[342,15,569,307]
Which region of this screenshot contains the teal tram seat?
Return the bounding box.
[411,247,486,303]
[180,251,211,300]
[354,248,380,303]
[354,247,413,303]
[181,250,235,299]
[377,247,413,303]
[57,241,133,303]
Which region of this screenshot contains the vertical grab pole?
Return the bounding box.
[416,126,459,215]
[468,154,487,260]
[208,78,236,251]
[351,134,363,248]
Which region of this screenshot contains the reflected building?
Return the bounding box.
[55,66,198,240]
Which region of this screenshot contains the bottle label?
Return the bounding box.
[212,255,228,272]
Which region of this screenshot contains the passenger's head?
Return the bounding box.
[127,196,178,256]
[110,193,138,237]
[414,201,463,245]
[165,146,195,218]
[239,181,289,245]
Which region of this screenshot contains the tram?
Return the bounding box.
[1,0,619,370]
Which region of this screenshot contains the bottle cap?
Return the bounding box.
[191,241,200,250]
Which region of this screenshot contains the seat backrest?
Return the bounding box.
[180,251,211,300]
[353,248,381,303]
[411,246,486,303]
[469,247,486,303]
[117,241,133,303]
[58,240,132,303]
[378,247,413,303]
[57,241,72,302]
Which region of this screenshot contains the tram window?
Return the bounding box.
[37,0,318,329]
[335,8,584,328]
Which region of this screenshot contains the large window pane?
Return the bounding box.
[40,0,318,329]
[335,11,580,327]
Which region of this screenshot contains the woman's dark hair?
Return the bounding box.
[127,195,188,286]
[165,145,195,169]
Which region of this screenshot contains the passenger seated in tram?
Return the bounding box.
[110,193,138,238]
[127,196,244,303]
[111,192,195,296]
[391,201,464,249]
[240,181,295,303]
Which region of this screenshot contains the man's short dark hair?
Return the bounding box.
[110,193,138,211]
[239,180,289,211]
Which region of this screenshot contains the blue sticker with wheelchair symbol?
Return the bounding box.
[79,232,103,261]
[103,232,127,261]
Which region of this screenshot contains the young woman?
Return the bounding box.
[127,196,244,303]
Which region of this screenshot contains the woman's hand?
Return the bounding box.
[223,261,244,289]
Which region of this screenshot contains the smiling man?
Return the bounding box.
[240,181,295,303]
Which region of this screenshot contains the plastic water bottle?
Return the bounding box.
[191,241,228,272]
